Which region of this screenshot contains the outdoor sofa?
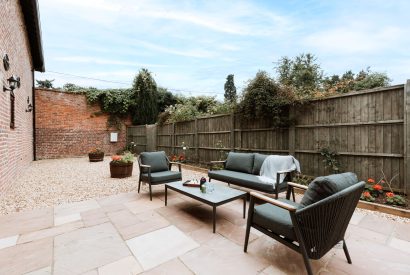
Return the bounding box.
[208,152,297,198]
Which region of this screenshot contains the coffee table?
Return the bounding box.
[165,181,247,233]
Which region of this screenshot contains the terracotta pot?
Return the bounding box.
[88,152,104,162]
[110,162,133,178]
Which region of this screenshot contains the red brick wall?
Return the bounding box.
[35,89,131,159]
[0,1,35,192]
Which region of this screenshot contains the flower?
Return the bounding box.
[170,155,177,162]
[179,155,185,161]
[386,192,395,198]
[111,155,122,161]
[367,178,375,184]
[372,184,383,191]
[380,180,386,184]
[89,148,103,154]
[363,191,371,197]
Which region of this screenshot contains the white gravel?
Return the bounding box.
[0,157,408,224]
[0,157,204,215]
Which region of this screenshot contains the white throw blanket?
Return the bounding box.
[257,155,301,187]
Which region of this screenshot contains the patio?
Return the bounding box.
[0,159,409,275]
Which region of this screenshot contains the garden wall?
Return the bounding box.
[0,1,36,191]
[35,89,130,159]
[128,83,410,194]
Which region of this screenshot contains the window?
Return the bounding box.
[10,91,15,129]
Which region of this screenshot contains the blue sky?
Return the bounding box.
[36,0,410,99]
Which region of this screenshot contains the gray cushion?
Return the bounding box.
[300,172,358,207]
[253,199,301,240]
[225,152,254,174]
[140,151,169,173]
[208,170,278,193]
[252,153,268,175]
[142,171,181,183]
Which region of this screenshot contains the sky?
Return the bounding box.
[36,0,410,99]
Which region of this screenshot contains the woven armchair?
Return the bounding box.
[244,172,365,275]
[137,151,182,200]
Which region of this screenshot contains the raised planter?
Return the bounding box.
[88,152,104,162]
[110,162,133,178]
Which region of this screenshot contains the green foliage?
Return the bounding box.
[161,95,233,123]
[157,87,179,112]
[276,53,323,98]
[319,147,341,173]
[386,194,406,206]
[36,79,54,89]
[224,74,237,103]
[323,67,391,94]
[86,89,132,115]
[237,71,297,123]
[293,174,315,186]
[131,68,159,125]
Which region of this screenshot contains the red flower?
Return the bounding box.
[367,178,375,184]
[380,180,386,184]
[179,155,185,161]
[170,155,177,162]
[386,192,394,198]
[372,184,382,191]
[112,155,122,161]
[363,191,371,197]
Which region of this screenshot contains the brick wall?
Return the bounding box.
[35,89,131,159]
[0,1,35,191]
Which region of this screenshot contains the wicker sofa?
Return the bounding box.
[208,152,297,198]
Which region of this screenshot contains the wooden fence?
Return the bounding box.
[127,83,410,194]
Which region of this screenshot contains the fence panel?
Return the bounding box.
[127,85,408,193]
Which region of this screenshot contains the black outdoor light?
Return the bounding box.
[25,96,33,112]
[3,75,20,92]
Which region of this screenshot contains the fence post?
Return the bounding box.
[172,122,176,155]
[288,107,295,156]
[231,113,235,151]
[404,80,410,195]
[194,118,199,163]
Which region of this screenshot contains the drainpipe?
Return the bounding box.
[32,70,36,160]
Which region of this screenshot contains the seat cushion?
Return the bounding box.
[253,198,301,240]
[252,153,268,175]
[208,170,275,193]
[225,152,254,174]
[300,172,358,207]
[140,151,169,173]
[142,171,181,183]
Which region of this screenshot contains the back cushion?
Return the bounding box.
[300,172,358,207]
[252,153,268,175]
[140,151,169,173]
[225,152,254,174]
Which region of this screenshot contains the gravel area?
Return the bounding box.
[0,157,204,215]
[0,157,409,223]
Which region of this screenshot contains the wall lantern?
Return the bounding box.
[25,96,33,112]
[3,75,20,92]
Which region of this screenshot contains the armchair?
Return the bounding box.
[137,151,182,200]
[244,172,365,275]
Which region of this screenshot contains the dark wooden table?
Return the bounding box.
[165,181,247,233]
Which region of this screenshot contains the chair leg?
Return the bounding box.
[138,178,141,193]
[343,239,352,264]
[244,197,255,252]
[292,188,296,202]
[299,242,313,275]
[149,184,153,201]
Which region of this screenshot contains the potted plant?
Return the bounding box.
[110,152,135,178]
[88,148,104,162]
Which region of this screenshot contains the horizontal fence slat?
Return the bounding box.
[295,119,404,128]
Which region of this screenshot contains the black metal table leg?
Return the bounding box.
[213,205,216,233]
[243,196,246,218]
[165,185,168,206]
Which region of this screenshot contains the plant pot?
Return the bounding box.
[89,152,104,162]
[110,162,133,178]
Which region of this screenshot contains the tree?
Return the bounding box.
[131,68,159,125]
[224,74,237,103]
[157,87,179,112]
[237,71,297,123]
[275,53,323,98]
[36,79,54,89]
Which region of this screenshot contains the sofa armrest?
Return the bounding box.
[169,161,182,172]
[287,181,308,190]
[139,164,151,177]
[250,192,297,212]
